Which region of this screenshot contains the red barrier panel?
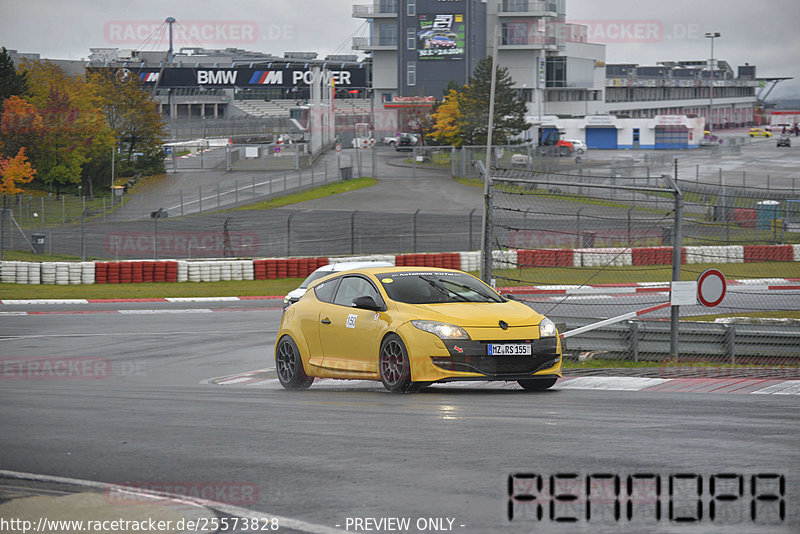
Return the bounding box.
[95,262,108,284]
[142,261,155,283]
[317,258,329,269]
[253,259,267,280]
[450,253,461,270]
[632,247,685,266]
[153,262,167,283]
[734,208,757,227]
[165,262,178,283]
[106,262,120,284]
[276,260,288,279]
[287,259,299,278]
[555,250,573,267]
[131,261,144,283]
[119,262,132,284]
[265,260,278,280]
[744,245,794,263]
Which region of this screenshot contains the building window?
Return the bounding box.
[379,23,398,46]
[546,56,566,88]
[379,0,398,14]
[407,61,416,86]
[407,28,416,50]
[407,0,415,16]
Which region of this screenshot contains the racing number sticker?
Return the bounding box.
[346,314,358,328]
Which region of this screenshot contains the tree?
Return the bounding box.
[0,95,43,159]
[0,147,36,195]
[0,147,36,259]
[429,88,466,147]
[19,58,114,193]
[459,56,529,146]
[0,47,28,104]
[429,57,529,147]
[89,71,166,165]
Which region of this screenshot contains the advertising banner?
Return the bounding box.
[417,14,465,61]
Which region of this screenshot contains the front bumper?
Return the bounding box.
[431,338,561,379]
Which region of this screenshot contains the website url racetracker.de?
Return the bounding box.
[0,516,280,533]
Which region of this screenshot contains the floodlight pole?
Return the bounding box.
[705,32,720,131]
[480,25,500,283]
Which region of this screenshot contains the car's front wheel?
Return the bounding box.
[379,334,414,392]
[517,376,558,391]
[276,336,314,390]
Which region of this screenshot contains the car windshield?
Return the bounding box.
[378,271,505,304]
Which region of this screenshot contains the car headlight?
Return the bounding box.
[539,318,557,338]
[411,320,470,340]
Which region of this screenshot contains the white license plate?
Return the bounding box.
[488,344,532,356]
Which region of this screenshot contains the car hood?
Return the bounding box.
[398,301,545,327]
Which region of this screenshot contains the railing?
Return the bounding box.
[352,36,398,50]
[500,0,559,14]
[352,4,398,17]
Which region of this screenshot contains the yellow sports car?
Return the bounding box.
[274,266,562,392]
[748,128,772,138]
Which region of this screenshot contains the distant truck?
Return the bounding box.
[537,130,574,156]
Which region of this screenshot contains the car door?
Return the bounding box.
[318,275,384,374]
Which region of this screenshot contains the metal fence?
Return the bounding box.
[484,163,800,363]
[8,209,482,261]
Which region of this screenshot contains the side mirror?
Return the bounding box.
[352,296,381,311]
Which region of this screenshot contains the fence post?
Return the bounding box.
[413,209,420,253]
[627,207,633,248]
[199,185,202,214]
[469,208,476,250]
[628,320,639,362]
[62,196,65,224]
[287,211,295,257]
[283,173,287,197]
[351,210,359,255]
[180,189,184,217]
[670,159,684,363]
[235,180,239,208]
[41,197,45,226]
[724,323,736,365]
[217,184,221,209]
[252,176,256,200]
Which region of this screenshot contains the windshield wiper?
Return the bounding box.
[435,278,503,302]
[419,276,470,302]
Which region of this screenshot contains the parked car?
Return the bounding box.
[283,261,393,309]
[777,136,791,147]
[382,133,418,147]
[749,128,773,138]
[564,139,587,154]
[396,134,416,152]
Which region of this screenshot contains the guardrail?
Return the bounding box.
[558,317,800,363]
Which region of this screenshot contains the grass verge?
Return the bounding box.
[236,177,376,210]
[0,279,301,300]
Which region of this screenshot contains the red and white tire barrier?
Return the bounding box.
[0,243,798,284]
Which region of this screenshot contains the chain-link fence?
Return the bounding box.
[484,162,800,364]
[4,208,483,261]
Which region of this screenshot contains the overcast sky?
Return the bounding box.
[2,0,799,98]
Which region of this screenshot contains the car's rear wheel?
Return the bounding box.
[517,376,558,391]
[559,146,569,157]
[379,334,414,392]
[276,336,314,390]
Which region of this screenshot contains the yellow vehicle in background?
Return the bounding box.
[749,128,773,138]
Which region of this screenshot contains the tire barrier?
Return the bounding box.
[253,257,329,280]
[1,245,798,284]
[396,253,461,270]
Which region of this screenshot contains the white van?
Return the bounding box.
[283,261,393,309]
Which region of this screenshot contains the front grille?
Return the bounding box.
[435,338,559,377]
